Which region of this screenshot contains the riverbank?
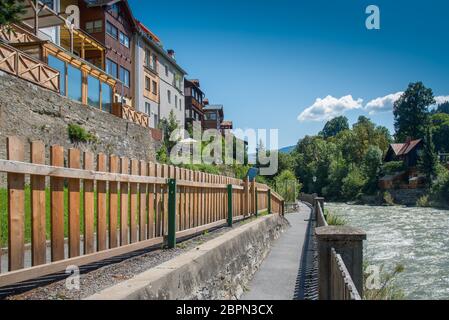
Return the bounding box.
[326,188,448,210]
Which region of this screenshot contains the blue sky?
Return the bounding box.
[129,0,449,149]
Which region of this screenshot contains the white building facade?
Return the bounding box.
[134,23,187,129]
[158,50,186,129]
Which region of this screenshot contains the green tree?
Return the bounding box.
[362,145,383,193]
[435,101,449,114]
[274,170,302,202]
[431,113,449,153]
[342,167,366,200]
[158,110,180,154]
[393,82,435,141]
[319,116,349,139]
[0,0,25,27]
[418,127,438,186]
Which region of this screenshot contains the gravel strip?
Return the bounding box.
[6,219,255,300]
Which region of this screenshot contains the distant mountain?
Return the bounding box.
[279,146,295,154]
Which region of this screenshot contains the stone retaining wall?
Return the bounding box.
[87,214,289,300]
[0,71,160,184]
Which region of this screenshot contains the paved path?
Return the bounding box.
[241,203,312,300]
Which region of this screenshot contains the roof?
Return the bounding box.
[84,0,137,31]
[136,22,187,75]
[389,139,422,156]
[204,104,223,111]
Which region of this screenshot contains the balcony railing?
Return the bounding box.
[0,40,59,92]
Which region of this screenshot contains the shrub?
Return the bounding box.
[342,167,366,200]
[326,213,347,226]
[364,263,405,300]
[416,195,431,208]
[381,161,406,176]
[68,124,96,143]
[383,191,395,206]
[430,166,449,206]
[274,170,301,202]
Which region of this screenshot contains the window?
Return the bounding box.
[41,0,54,9]
[87,75,101,109]
[152,55,157,72]
[175,95,178,108]
[86,20,102,33]
[152,81,157,94]
[179,98,182,110]
[48,55,66,96]
[101,83,113,113]
[110,3,120,17]
[167,90,171,104]
[145,102,151,115]
[206,113,217,121]
[119,67,130,87]
[67,64,82,102]
[145,50,151,68]
[145,77,151,91]
[154,114,159,128]
[119,32,130,48]
[106,59,118,78]
[165,65,168,77]
[106,21,118,39]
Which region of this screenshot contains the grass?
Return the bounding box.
[0,186,135,247]
[364,263,405,300]
[324,209,347,226]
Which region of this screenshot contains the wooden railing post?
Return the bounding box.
[227,185,233,227]
[167,178,177,249]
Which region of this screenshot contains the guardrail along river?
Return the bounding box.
[328,203,449,300]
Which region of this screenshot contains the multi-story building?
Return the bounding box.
[158,49,187,129]
[203,104,234,135]
[1,0,117,112]
[184,79,205,130]
[134,22,161,128]
[203,105,224,131]
[133,21,187,129]
[77,0,136,107]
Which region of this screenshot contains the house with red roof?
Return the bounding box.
[380,138,425,190]
[384,138,423,167]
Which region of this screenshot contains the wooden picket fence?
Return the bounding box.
[0,137,284,287]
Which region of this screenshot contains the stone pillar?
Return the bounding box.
[314,197,325,211]
[315,226,367,300]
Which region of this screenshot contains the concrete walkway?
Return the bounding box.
[241,203,312,300]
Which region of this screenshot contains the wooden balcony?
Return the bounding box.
[112,103,149,128]
[111,103,163,141]
[0,40,59,92]
[0,24,39,43]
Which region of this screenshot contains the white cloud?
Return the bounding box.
[435,96,449,105]
[365,92,403,115]
[298,95,363,122]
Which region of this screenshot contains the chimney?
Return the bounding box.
[167,49,175,59]
[406,137,412,144]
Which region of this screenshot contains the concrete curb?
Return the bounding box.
[86,214,288,300]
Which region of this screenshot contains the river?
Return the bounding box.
[327,203,449,300]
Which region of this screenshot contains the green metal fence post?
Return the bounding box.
[167,178,177,249]
[268,189,272,214]
[227,184,233,227]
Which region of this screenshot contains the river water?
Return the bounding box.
[327,203,449,300]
